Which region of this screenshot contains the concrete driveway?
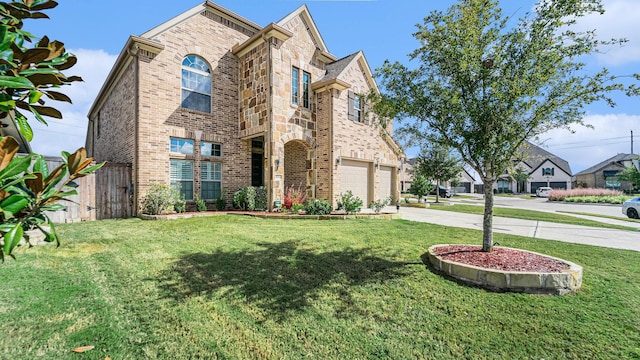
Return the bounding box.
[396,200,640,252]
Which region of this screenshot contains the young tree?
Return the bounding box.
[371,0,639,252]
[0,0,103,260]
[509,166,531,194]
[414,144,462,203]
[408,175,433,203]
[617,160,640,190]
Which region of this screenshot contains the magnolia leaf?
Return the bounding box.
[28,11,48,19]
[24,172,44,194]
[31,1,58,11]
[44,90,71,103]
[78,162,105,175]
[21,47,49,64]
[46,40,65,60]
[0,136,19,172]
[43,163,65,187]
[2,223,23,259]
[53,55,76,71]
[46,218,59,246]
[32,154,49,178]
[28,89,43,104]
[0,194,27,215]
[0,149,32,179]
[65,75,82,82]
[0,75,34,89]
[26,73,62,86]
[30,105,62,119]
[66,148,85,174]
[36,35,49,48]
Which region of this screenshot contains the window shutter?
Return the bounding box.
[551,168,555,176]
[347,91,355,121]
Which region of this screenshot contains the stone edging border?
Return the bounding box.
[139,212,402,221]
[426,244,583,295]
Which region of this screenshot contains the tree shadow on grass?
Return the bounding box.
[156,241,414,319]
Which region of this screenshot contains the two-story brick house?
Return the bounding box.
[86,1,403,213]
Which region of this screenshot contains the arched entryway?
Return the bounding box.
[284,140,309,194]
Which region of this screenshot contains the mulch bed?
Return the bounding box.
[431,245,569,273]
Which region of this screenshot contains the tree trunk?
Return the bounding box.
[482,179,495,252]
[435,179,440,203]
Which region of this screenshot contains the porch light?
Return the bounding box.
[275,157,281,169]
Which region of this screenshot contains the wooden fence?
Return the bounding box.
[44,159,132,223]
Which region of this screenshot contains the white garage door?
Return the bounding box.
[340,160,370,203]
[379,166,393,201]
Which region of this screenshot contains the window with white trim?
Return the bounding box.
[542,167,554,176]
[291,67,299,105]
[348,90,367,123]
[200,141,221,157]
[170,138,194,155]
[302,71,310,108]
[181,55,211,113]
[201,162,222,200]
[170,159,194,200]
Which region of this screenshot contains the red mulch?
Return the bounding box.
[432,245,569,273]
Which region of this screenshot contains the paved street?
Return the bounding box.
[393,196,640,252]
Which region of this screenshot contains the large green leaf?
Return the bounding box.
[0,194,27,216]
[32,154,48,178]
[0,75,34,89]
[0,136,20,172]
[0,150,32,179]
[14,111,34,141]
[2,223,23,260]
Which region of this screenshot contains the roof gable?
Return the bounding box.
[574,153,637,175]
[521,141,572,176]
[316,51,379,93]
[277,5,329,54]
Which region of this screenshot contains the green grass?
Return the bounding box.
[2,216,640,359]
[429,203,639,232]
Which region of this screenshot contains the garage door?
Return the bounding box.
[379,166,393,201]
[531,181,567,193]
[340,160,370,203]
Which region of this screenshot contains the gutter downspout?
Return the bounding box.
[329,88,334,205]
[128,44,140,217]
[265,34,274,211]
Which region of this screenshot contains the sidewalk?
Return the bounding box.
[398,206,640,252]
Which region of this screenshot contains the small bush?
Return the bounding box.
[368,197,391,213]
[216,193,226,211]
[549,188,626,203]
[141,183,180,215]
[336,191,363,214]
[283,184,307,211]
[305,199,333,215]
[195,195,207,212]
[174,196,186,213]
[233,186,257,211]
[255,186,268,211]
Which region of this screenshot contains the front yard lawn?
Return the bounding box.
[2,216,639,359]
[429,203,638,231]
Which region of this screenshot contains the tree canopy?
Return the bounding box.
[372,0,640,251]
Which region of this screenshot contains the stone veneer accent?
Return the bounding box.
[426,245,583,295]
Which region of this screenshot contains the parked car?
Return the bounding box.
[622,196,640,219]
[430,185,452,198]
[536,186,553,198]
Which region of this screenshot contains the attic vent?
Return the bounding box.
[202,10,256,37]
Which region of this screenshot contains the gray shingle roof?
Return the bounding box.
[574,153,637,176]
[319,52,359,83]
[519,141,572,176]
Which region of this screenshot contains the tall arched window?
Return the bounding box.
[181,55,211,113]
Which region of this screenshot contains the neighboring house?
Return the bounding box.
[0,113,31,154]
[86,1,403,213]
[495,141,572,194]
[400,158,475,194]
[574,153,637,191]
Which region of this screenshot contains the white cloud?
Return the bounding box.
[30,49,117,156]
[574,0,640,66]
[536,113,639,173]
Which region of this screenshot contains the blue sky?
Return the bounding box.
[24,0,639,173]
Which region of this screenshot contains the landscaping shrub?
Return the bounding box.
[255,186,268,211]
[141,183,180,215]
[174,196,186,213]
[549,188,626,203]
[195,195,207,212]
[305,199,333,215]
[368,197,391,213]
[336,191,363,214]
[233,187,257,211]
[216,192,226,211]
[283,185,307,211]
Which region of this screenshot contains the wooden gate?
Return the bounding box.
[95,163,132,220]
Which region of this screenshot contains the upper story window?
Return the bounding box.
[291,67,311,109]
[542,167,554,176]
[201,141,222,157]
[348,90,366,123]
[170,137,194,155]
[181,55,211,113]
[291,67,299,106]
[302,71,310,108]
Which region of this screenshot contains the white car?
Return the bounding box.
[622,196,640,219]
[536,186,553,198]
